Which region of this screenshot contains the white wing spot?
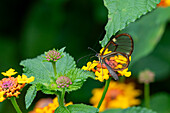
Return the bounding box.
[113,38,117,42]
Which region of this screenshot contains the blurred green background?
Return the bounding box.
[0,0,170,113]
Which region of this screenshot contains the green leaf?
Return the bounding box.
[20,47,76,84]
[67,104,99,113]
[44,68,95,92]
[36,83,58,95]
[25,84,37,109]
[121,7,170,64]
[150,93,170,113]
[59,47,66,53]
[20,47,95,93]
[132,55,170,81]
[55,106,70,113]
[65,68,95,92]
[56,52,76,75]
[100,0,160,47]
[20,54,54,84]
[101,107,156,113]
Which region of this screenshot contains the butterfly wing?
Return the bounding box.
[102,58,119,80]
[101,33,133,56]
[99,33,133,80]
[102,52,129,71]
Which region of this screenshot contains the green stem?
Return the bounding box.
[57,88,65,107]
[52,62,57,76]
[10,97,22,113]
[97,77,111,109]
[144,83,150,108]
[61,88,65,106]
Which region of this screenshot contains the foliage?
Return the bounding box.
[150,93,170,113]
[121,7,170,64]
[100,0,160,47]
[25,85,37,109]
[55,104,99,113]
[20,47,95,109]
[101,107,157,113]
[128,7,170,81]
[0,0,170,113]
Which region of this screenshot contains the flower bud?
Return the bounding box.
[45,49,63,62]
[56,76,72,88]
[138,70,155,84]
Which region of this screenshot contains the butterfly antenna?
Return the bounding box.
[77,54,94,63]
[88,47,98,54]
[90,55,97,60]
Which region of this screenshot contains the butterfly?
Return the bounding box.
[96,33,134,80]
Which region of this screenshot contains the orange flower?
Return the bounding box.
[29,97,73,113]
[157,0,170,7]
[90,81,141,112]
[0,68,34,102]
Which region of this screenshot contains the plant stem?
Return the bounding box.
[10,97,22,113]
[144,83,150,108]
[97,77,111,109]
[57,88,65,107]
[61,88,65,106]
[52,62,57,76]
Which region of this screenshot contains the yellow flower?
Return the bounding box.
[114,55,127,64]
[165,0,170,5]
[0,91,5,102]
[1,68,17,77]
[100,48,112,55]
[117,68,131,77]
[17,74,35,83]
[82,47,132,82]
[30,97,73,113]
[90,81,141,112]
[115,64,123,69]
[0,69,34,102]
[95,68,109,82]
[82,60,99,71]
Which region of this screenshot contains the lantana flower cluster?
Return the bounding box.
[90,81,141,112]
[0,68,34,102]
[56,76,72,88]
[30,97,73,113]
[82,48,131,82]
[44,48,63,62]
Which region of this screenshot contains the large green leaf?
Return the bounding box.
[20,48,95,94]
[102,107,156,113]
[67,104,99,113]
[43,68,95,92]
[20,48,75,84]
[56,53,76,75]
[150,93,170,113]
[20,54,53,84]
[121,7,170,64]
[124,7,170,80]
[25,84,37,109]
[100,0,160,47]
[132,55,170,81]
